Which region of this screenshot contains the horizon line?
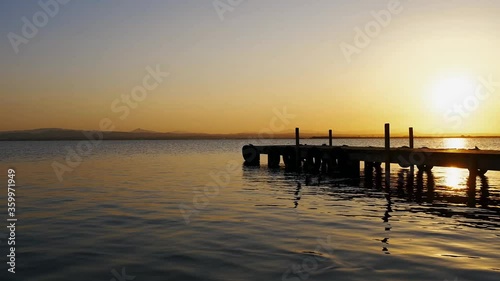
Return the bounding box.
[0,127,500,140]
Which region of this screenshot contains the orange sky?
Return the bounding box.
[1,0,499,135]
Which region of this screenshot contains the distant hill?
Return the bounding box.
[0,128,297,141]
[130,128,159,134]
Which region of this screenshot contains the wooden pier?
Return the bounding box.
[242,124,500,180]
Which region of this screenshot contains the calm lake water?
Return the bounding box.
[0,138,499,281]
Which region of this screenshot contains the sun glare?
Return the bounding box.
[443,167,466,189]
[431,76,476,110]
[444,138,467,149]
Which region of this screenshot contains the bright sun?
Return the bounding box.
[431,76,476,110]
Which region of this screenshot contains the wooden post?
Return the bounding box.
[409,127,414,149]
[385,123,390,150]
[364,161,373,180]
[409,127,414,175]
[295,128,300,172]
[329,129,332,146]
[385,123,390,188]
[268,148,280,168]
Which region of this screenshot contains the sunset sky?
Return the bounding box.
[1,0,499,135]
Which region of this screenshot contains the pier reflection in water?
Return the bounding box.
[244,164,497,219]
[390,167,492,208]
[242,163,499,265]
[243,161,499,231]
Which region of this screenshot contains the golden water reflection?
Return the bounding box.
[443,138,467,149]
[442,138,469,189]
[443,167,468,189]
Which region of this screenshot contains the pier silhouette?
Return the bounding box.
[242,125,500,188]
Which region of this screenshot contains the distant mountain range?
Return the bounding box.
[0,128,298,141]
[0,128,498,141]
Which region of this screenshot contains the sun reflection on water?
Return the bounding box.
[441,139,469,189]
[444,138,467,149]
[442,167,467,189]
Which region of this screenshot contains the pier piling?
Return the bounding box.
[295,127,301,172]
[409,127,415,174]
[385,123,391,188]
[268,147,280,168]
[409,127,414,149]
